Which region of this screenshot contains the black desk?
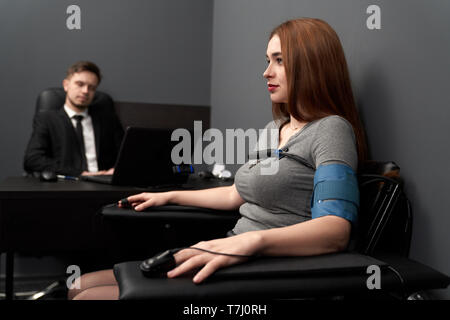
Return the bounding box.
[0,175,233,300]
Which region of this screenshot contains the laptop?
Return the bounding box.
[81,127,194,187]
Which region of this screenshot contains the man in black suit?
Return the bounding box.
[24,61,124,177]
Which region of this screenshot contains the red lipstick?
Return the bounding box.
[268,84,279,92]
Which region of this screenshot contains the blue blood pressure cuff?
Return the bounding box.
[311,163,359,224]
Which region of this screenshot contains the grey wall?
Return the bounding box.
[0,0,213,181]
[211,0,450,298]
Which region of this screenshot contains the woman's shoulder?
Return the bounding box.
[304,115,355,140]
[313,115,353,131]
[310,115,357,170]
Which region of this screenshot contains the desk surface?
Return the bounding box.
[0,177,138,199]
[0,175,233,199]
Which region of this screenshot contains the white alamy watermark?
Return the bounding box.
[171,121,280,175]
[366,5,381,30]
[366,265,381,290]
[66,265,81,289]
[66,5,81,30]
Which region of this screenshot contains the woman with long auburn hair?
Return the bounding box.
[69,18,368,300]
[270,18,367,163]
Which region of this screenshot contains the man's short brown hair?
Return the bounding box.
[66,61,102,84]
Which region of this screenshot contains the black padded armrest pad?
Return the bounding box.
[100,204,240,221]
[374,254,450,292]
[210,253,387,279]
[114,253,399,300]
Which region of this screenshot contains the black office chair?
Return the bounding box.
[108,161,449,300]
[24,88,118,178]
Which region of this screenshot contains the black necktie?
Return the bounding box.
[73,115,88,171]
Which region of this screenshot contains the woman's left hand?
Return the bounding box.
[167,232,263,284]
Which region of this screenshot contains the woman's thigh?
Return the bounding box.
[68,269,116,300]
[72,285,119,300]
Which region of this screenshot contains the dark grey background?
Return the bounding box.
[1,0,449,299]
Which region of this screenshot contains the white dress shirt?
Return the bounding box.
[64,105,99,172]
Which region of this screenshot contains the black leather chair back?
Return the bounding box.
[34,87,115,120]
[351,161,412,256]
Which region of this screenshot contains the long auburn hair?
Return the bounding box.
[270,18,367,163]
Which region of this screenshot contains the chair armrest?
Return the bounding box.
[112,252,449,300]
[374,253,450,294]
[100,204,240,222]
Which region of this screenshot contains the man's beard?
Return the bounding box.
[68,96,90,110]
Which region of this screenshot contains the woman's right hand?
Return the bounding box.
[118,192,172,211]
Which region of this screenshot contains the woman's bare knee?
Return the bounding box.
[67,269,116,300]
[72,285,119,300]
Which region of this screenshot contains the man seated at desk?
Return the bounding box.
[24,61,124,177]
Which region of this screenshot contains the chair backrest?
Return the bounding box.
[34,87,115,122]
[351,161,412,256]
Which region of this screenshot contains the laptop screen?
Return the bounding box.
[112,127,194,187]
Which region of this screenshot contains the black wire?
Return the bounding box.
[171,246,256,258]
[279,152,315,170]
[248,149,315,170]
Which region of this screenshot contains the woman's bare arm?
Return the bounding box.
[169,215,351,283]
[256,215,351,256]
[123,184,245,212]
